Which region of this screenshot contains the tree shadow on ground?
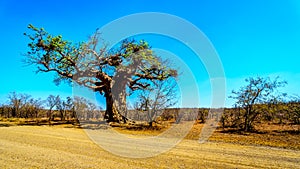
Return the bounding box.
[219,128,268,135]
[0,123,13,127]
[77,120,109,130]
[220,127,300,136]
[271,130,300,135]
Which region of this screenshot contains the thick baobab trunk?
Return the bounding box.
[103,69,135,123]
[104,89,128,123]
[103,74,129,123]
[113,86,128,121]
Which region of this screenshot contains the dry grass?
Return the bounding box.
[113,121,300,150]
[185,122,300,150]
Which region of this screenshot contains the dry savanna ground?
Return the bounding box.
[0,121,300,168]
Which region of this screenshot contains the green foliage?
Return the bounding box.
[24,24,82,85]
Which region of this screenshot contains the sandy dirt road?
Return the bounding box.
[0,125,299,169]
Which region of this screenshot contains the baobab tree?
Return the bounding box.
[24,24,177,123]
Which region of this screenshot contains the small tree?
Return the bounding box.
[73,96,88,120]
[288,96,300,124]
[197,108,209,123]
[29,98,44,118]
[57,97,68,121]
[134,78,178,126]
[86,101,97,120]
[229,76,286,131]
[22,97,43,118]
[7,92,22,118]
[0,104,6,118]
[19,94,32,118]
[65,96,74,120]
[46,95,60,121]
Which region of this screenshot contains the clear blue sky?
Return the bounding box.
[0,0,300,108]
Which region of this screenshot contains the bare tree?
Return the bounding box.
[86,101,97,120]
[65,97,74,120]
[287,95,300,124]
[229,76,286,131]
[19,94,32,118]
[22,97,43,118]
[29,98,44,118]
[46,95,60,121]
[135,78,178,126]
[57,97,67,121]
[73,96,88,120]
[0,104,9,118]
[7,92,22,117]
[24,24,177,123]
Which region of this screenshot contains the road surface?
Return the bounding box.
[0,125,299,168]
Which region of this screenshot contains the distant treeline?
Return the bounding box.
[0,92,102,121]
[158,101,300,128]
[1,92,299,131]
